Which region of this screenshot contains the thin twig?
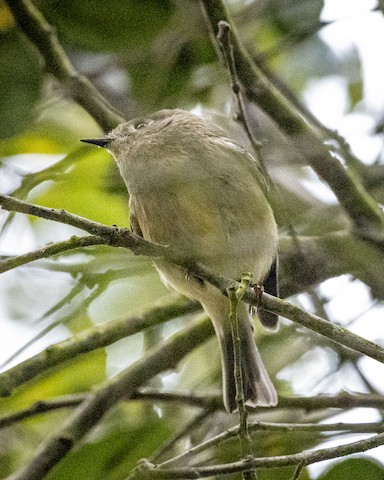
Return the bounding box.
[3,388,384,434]
[155,419,384,470]
[0,193,164,256]
[228,274,256,473]
[149,409,213,464]
[0,235,106,273]
[216,21,271,182]
[131,390,384,412]
[130,431,384,478]
[289,461,305,480]
[199,0,384,241]
[0,395,87,428]
[227,287,247,417]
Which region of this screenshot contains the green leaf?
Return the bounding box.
[0,32,42,139]
[319,458,384,480]
[128,35,215,109]
[349,81,363,109]
[34,146,128,226]
[40,0,173,52]
[45,405,172,480]
[272,0,323,32]
[0,101,104,156]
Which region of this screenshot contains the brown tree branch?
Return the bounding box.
[0,235,106,273]
[0,193,169,257]
[198,0,384,241]
[3,390,384,430]
[0,394,86,428]
[279,233,384,299]
[7,316,213,480]
[134,432,384,478]
[0,296,201,397]
[159,419,384,469]
[133,389,384,412]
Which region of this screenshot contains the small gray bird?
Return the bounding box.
[82,109,278,412]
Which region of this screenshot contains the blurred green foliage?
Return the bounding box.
[1,0,384,479]
[0,31,42,138]
[41,0,174,52]
[319,458,384,480]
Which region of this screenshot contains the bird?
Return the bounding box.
[82,108,278,412]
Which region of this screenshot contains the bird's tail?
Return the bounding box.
[203,297,277,413]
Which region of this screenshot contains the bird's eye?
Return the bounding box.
[134,120,147,130]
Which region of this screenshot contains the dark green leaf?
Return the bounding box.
[0,32,42,138]
[45,407,172,480]
[319,458,384,480]
[40,0,173,52]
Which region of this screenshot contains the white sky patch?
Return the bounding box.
[303,76,349,128]
[321,0,378,22]
[337,113,382,164]
[0,306,70,370]
[318,277,372,325]
[320,11,384,113]
[301,167,338,203]
[3,153,64,174]
[310,5,384,166]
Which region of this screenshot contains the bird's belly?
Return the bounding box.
[130,186,277,284]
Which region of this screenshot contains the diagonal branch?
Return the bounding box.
[148,409,214,464]
[2,194,384,370]
[159,419,384,469]
[199,0,384,241]
[136,431,384,478]
[5,0,124,131]
[0,235,106,273]
[0,296,201,397]
[0,193,165,257]
[7,315,213,480]
[0,394,87,429]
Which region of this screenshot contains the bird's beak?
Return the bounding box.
[81,138,110,148]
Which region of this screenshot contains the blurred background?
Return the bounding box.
[1,1,384,479]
